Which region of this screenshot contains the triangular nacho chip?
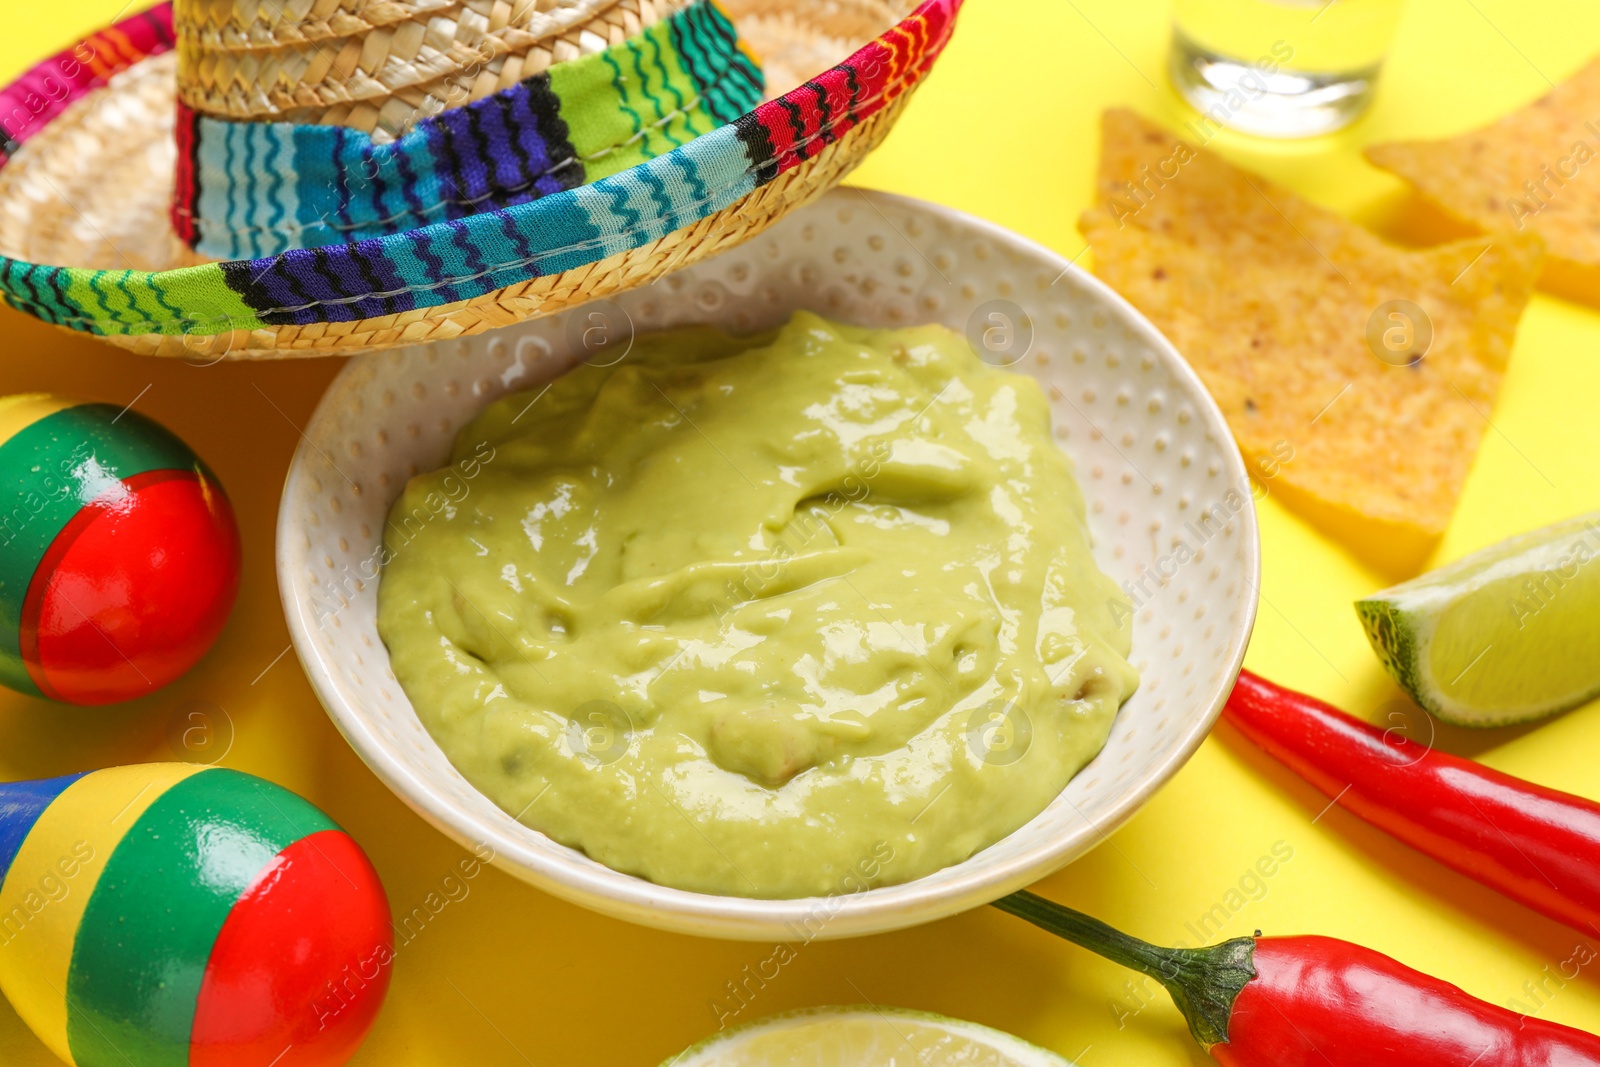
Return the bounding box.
[1081,109,1544,575]
[1367,58,1600,302]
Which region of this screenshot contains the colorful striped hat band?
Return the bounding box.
[173,1,765,260]
[0,0,963,357]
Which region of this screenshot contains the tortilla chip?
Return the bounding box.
[1367,58,1600,303]
[1081,109,1544,576]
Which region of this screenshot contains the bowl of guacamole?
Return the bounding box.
[374,311,1140,899]
[278,189,1259,938]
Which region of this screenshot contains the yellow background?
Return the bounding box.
[4,1,1600,1064]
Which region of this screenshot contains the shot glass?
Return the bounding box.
[1169,0,1406,138]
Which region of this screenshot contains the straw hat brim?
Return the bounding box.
[0,0,960,359]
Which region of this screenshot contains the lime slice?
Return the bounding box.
[663,1006,1076,1067]
[1357,512,1600,726]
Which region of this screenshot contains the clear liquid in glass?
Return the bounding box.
[1170,0,1405,138]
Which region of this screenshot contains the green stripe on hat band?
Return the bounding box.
[64,768,338,1067]
[0,403,201,693]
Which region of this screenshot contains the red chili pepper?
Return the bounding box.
[1224,669,1600,935]
[995,891,1600,1066]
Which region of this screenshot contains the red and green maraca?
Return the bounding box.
[0,394,240,705]
[0,763,394,1066]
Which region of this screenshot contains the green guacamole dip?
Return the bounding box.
[376,312,1138,898]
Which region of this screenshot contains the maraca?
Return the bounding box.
[0,394,241,705]
[0,764,393,1066]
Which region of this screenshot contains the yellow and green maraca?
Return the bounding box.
[0,764,393,1067]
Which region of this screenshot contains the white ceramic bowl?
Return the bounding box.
[277,188,1260,940]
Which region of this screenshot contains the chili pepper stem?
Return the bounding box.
[993,891,1256,1048]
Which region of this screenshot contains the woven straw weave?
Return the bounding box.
[177,0,460,49]
[0,55,185,276]
[289,0,695,139]
[699,0,905,101]
[178,0,693,138]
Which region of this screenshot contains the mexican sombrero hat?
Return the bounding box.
[0,0,961,359]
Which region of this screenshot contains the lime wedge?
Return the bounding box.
[1357,512,1600,726]
[663,1007,1076,1067]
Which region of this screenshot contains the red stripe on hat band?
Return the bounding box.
[172,103,200,244]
